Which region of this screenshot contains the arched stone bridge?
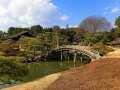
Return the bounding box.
[48,45,101,60]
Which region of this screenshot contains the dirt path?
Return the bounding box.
[2,73,61,90]
[105,47,120,58]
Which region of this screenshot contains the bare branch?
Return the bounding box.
[79,15,112,32]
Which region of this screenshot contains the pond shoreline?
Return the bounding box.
[2,73,61,90]
[1,53,99,90]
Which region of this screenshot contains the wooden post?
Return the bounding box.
[80,53,83,66]
[67,50,70,63]
[61,50,63,60]
[74,51,77,64]
[80,57,82,66]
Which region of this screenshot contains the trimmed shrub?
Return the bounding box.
[0,60,29,78]
[92,43,114,56]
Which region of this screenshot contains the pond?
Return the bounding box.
[0,57,91,89]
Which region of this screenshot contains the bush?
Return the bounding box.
[0,60,29,78]
[0,40,15,53]
[92,43,114,56]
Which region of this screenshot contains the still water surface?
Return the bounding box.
[0,58,91,88]
[21,59,90,82]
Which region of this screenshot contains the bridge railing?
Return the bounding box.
[58,45,101,59]
[90,49,100,55]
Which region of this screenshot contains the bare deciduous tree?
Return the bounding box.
[79,15,112,32]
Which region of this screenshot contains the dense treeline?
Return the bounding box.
[0,16,119,45]
[0,15,120,56]
[0,25,77,52]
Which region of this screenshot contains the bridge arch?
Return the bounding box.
[47,45,101,61]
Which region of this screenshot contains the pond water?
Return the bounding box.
[19,58,91,82]
[0,58,91,89]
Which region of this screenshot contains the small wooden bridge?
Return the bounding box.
[47,45,101,62]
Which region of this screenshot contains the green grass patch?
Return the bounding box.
[0,56,25,61]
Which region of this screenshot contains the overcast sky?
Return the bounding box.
[0,0,120,31]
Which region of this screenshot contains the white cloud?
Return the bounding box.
[69,25,78,28]
[104,7,120,14]
[105,6,111,10]
[111,7,120,13]
[103,12,108,14]
[0,0,69,31]
[61,25,78,29]
[60,14,69,21]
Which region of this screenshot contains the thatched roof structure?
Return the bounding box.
[2,31,34,41]
[106,38,120,46]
